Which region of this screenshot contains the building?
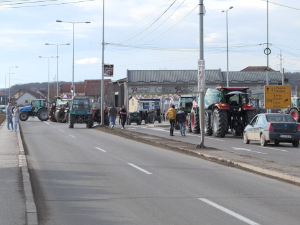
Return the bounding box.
[124,68,283,112]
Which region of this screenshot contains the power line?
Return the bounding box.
[261,0,300,10]
[0,0,94,8]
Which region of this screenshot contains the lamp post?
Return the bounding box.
[45,43,70,97]
[9,66,18,101]
[56,20,90,97]
[39,56,56,105]
[222,6,233,87]
[4,73,13,105]
[101,0,105,126]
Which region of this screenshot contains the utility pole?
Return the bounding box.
[197,0,205,148]
[279,50,284,85]
[101,0,105,126]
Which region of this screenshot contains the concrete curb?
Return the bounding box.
[17,125,38,225]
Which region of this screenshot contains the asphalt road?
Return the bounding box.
[21,118,300,225]
[124,123,300,167]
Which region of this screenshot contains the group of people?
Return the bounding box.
[108,105,127,129]
[165,105,186,137]
[6,102,20,132]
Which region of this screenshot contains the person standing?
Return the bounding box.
[13,105,20,132]
[165,105,177,136]
[156,106,161,122]
[6,102,13,131]
[176,107,186,136]
[120,105,127,129]
[109,106,117,128]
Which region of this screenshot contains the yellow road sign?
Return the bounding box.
[264,85,291,109]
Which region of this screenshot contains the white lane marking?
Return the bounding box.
[44,122,53,127]
[128,163,152,175]
[69,134,75,138]
[59,129,65,132]
[95,147,107,152]
[258,146,288,152]
[204,137,224,142]
[232,147,267,155]
[199,198,260,225]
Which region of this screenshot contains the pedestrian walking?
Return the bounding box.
[13,105,20,132]
[120,105,127,129]
[176,107,186,136]
[165,105,177,136]
[118,107,121,125]
[6,102,13,131]
[109,106,117,128]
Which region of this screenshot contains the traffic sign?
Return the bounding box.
[264,85,291,109]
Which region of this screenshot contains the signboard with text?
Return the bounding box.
[198,60,205,92]
[104,64,114,77]
[264,85,291,109]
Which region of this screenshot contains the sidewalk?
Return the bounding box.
[0,119,37,225]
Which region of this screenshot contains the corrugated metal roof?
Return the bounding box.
[127,70,282,84]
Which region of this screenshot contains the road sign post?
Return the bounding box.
[264,85,291,109]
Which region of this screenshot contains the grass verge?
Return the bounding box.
[0,114,5,125]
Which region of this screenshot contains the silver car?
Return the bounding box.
[243,113,300,147]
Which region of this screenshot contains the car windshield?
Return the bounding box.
[266,115,296,123]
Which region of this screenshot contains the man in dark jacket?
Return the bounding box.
[176,107,186,136]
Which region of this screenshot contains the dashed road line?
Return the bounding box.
[199,198,260,225]
[258,146,288,152]
[59,129,65,132]
[128,163,152,175]
[69,134,76,138]
[95,147,107,152]
[232,147,267,155]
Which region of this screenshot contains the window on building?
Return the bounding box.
[132,99,134,106]
[25,100,28,104]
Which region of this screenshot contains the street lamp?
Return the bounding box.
[39,56,56,105]
[45,43,70,97]
[56,20,91,97]
[222,6,233,87]
[9,66,18,101]
[4,72,13,105]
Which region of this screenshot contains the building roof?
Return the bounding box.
[84,79,111,95]
[127,69,282,85]
[60,83,85,93]
[241,66,276,72]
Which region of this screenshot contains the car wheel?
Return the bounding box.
[243,132,250,144]
[292,141,299,147]
[260,134,267,146]
[274,141,280,146]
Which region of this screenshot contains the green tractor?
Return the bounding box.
[175,95,195,130]
[68,96,94,128]
[282,97,300,122]
[19,99,48,121]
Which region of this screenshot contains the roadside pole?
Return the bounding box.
[197,0,205,148]
[101,0,105,125]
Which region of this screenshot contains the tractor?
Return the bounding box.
[19,99,48,121]
[92,102,109,125]
[187,87,256,137]
[175,95,195,130]
[127,111,142,125]
[136,100,158,124]
[54,98,72,123]
[282,97,300,122]
[68,96,94,128]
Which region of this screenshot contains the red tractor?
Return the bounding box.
[92,102,109,125]
[188,87,256,137]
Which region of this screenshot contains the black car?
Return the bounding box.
[243,113,300,147]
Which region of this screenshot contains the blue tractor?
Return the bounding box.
[19,99,48,121]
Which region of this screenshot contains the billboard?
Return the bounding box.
[104,64,114,77]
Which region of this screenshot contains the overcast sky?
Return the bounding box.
[0,0,299,88]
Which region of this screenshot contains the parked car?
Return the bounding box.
[243,113,300,147]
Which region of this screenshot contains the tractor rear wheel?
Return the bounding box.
[69,114,74,128]
[204,111,212,136]
[19,112,29,121]
[212,108,228,137]
[38,109,48,121]
[290,108,300,122]
[87,115,93,128]
[191,113,200,134]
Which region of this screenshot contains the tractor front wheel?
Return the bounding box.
[69,114,75,128]
[204,111,212,136]
[87,115,93,128]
